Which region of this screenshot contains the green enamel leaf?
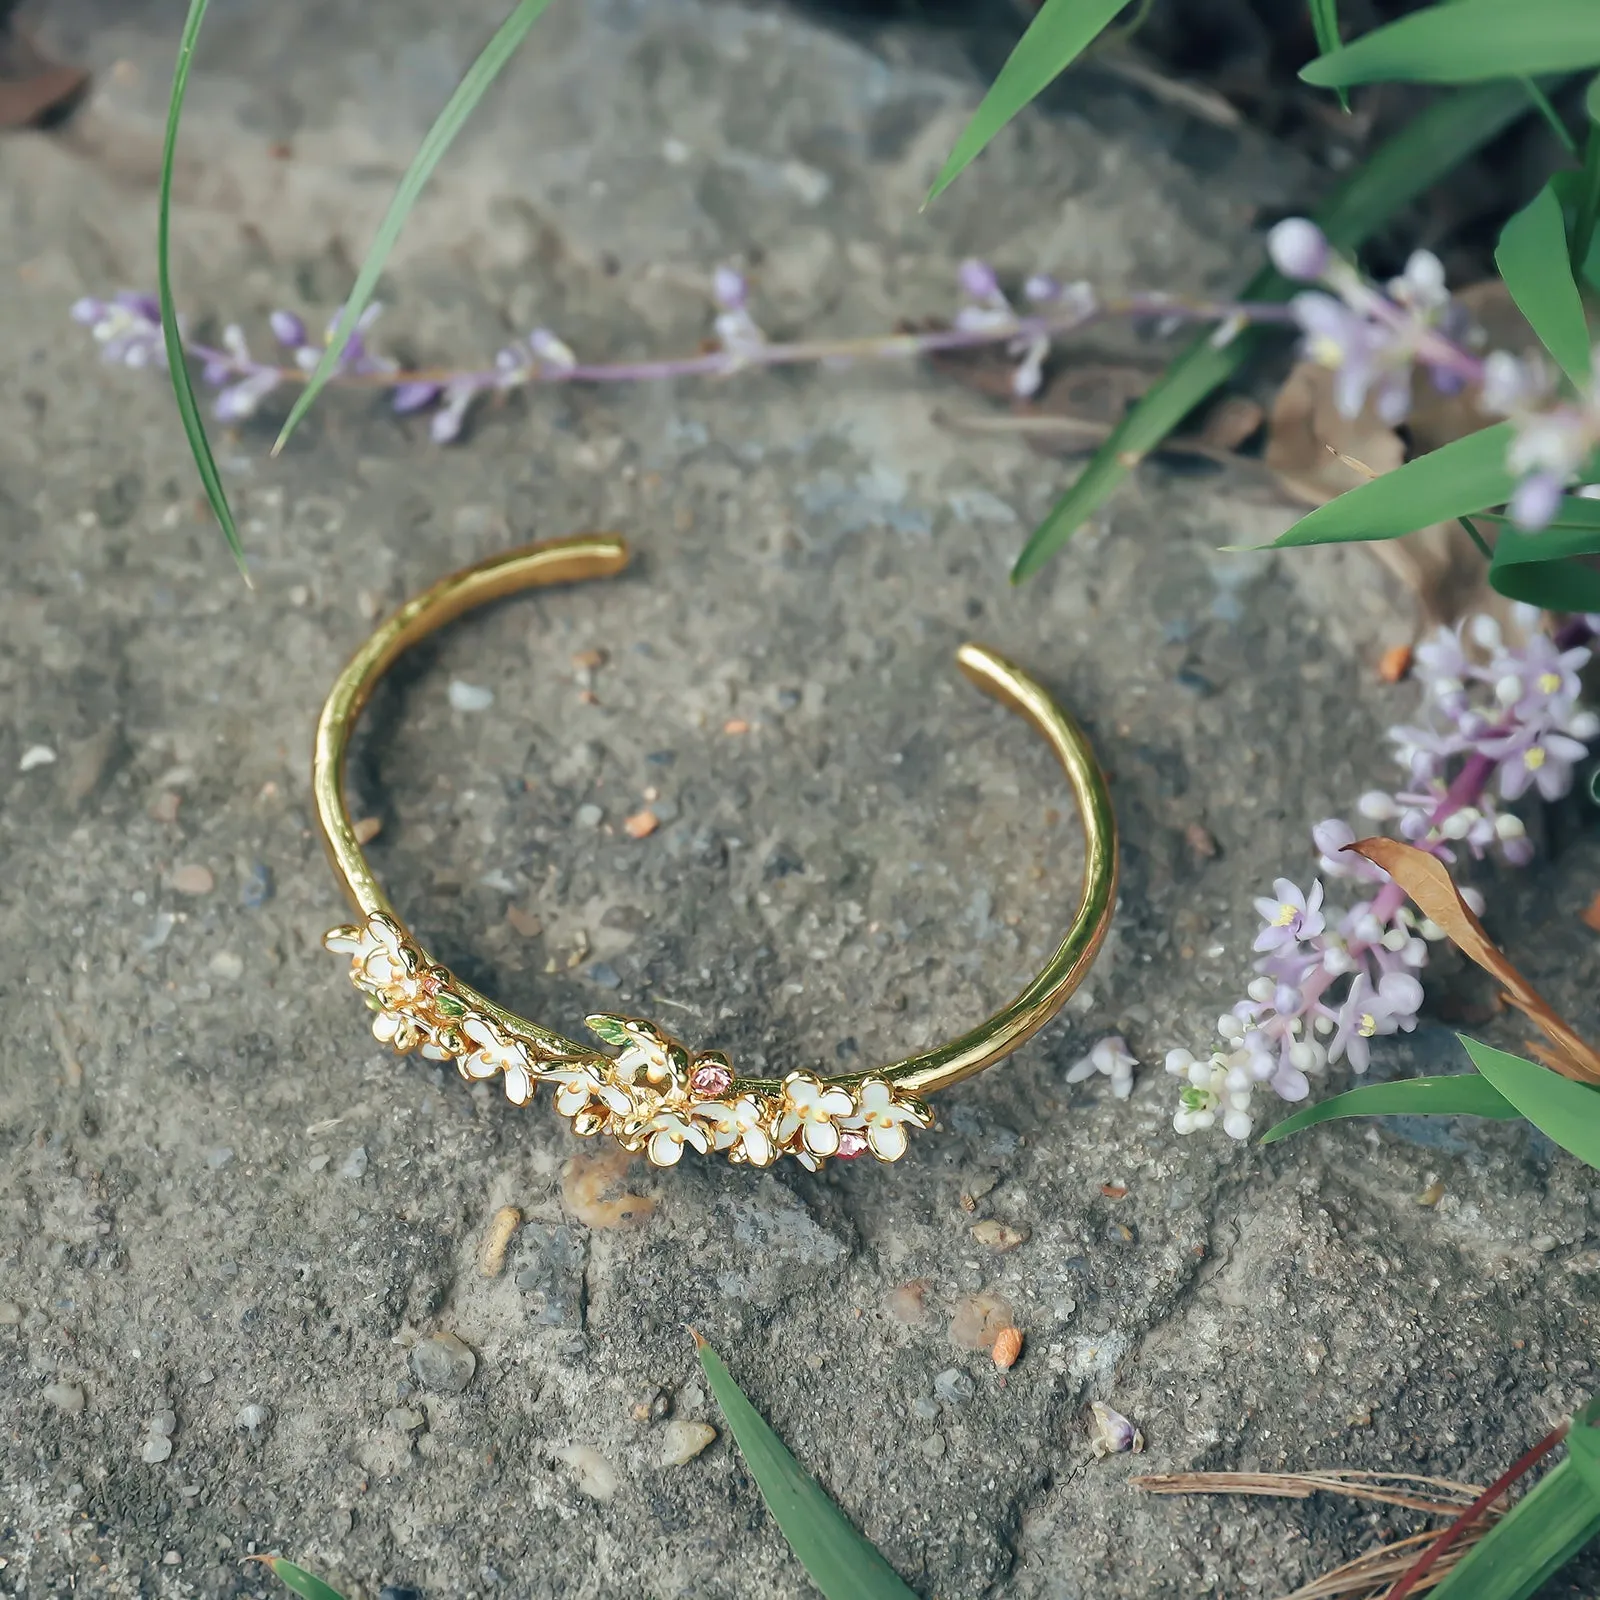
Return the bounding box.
[1302,0,1600,87]
[924,0,1131,205]
[158,0,247,580]
[1270,423,1518,548]
[1260,1073,1520,1145]
[1496,183,1593,387]
[585,1014,633,1049]
[1459,1037,1600,1171]
[261,1559,348,1600]
[433,992,467,1018]
[272,0,557,455]
[696,1336,922,1600]
[1010,80,1532,580]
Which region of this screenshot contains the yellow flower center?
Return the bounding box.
[1309,335,1343,369]
[1273,903,1298,927]
[1525,746,1547,770]
[1358,1011,1377,1038]
[1538,672,1561,694]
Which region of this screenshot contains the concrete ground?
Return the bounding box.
[2,1,1597,1596]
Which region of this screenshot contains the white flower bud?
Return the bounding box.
[1267,218,1331,282]
[1566,710,1599,741]
[1289,1041,1318,1072]
[1354,914,1384,945]
[1468,615,1502,650]
[1247,976,1276,1003]
[1314,1015,1335,1036]
[1381,927,1411,952]
[1441,808,1476,840]
[1495,813,1526,841]
[1217,1014,1245,1042]
[1495,674,1523,706]
[1173,1108,1197,1135]
[1188,1060,1214,1088]
[1461,887,1487,916]
[1419,918,1445,940]
[1192,1108,1216,1131]
[1357,790,1398,819]
[1403,938,1428,966]
[1222,1108,1254,1141]
[1225,1065,1252,1093]
[1164,1048,1197,1077]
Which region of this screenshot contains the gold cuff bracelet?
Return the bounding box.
[313,534,1117,1171]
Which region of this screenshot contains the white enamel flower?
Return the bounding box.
[541,1059,634,1122]
[644,1107,710,1167]
[775,1072,854,1158]
[694,1095,776,1167]
[458,1015,536,1105]
[842,1077,927,1161]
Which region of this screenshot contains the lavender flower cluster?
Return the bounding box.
[1268,218,1600,530]
[1164,611,1597,1141]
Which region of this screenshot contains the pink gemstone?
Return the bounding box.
[690,1061,733,1097]
[836,1129,869,1160]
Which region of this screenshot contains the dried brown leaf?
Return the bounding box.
[1265,362,1404,508]
[1406,282,1539,457]
[1349,838,1600,1083]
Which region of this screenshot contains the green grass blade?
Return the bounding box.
[1495,183,1592,386]
[158,0,248,582]
[1308,0,1349,113]
[1259,1073,1519,1145]
[1428,1459,1600,1600]
[924,0,1132,206]
[1269,423,1517,548]
[695,1334,922,1600]
[1302,0,1600,88]
[1010,78,1533,581]
[1459,1037,1600,1171]
[259,1558,348,1600]
[271,0,557,456]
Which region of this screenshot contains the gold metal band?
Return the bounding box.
[313,534,1117,1170]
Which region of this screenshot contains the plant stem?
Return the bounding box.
[1570,120,1600,281]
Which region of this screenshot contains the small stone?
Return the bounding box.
[659,1420,717,1467]
[141,1435,173,1464]
[410,1331,477,1394]
[971,1219,1030,1252]
[44,1382,85,1414]
[233,1403,269,1435]
[19,744,56,772]
[920,1432,946,1460]
[630,1387,670,1423]
[449,680,495,712]
[575,803,604,829]
[0,1300,21,1324]
[162,1551,181,1566]
[477,1206,523,1277]
[506,906,542,938]
[1184,822,1218,859]
[209,951,244,981]
[911,1397,940,1422]
[948,1292,1014,1351]
[151,1408,177,1436]
[340,1146,369,1180]
[384,1406,426,1433]
[624,809,659,839]
[1532,1234,1559,1253]
[587,962,622,989]
[353,816,383,845]
[1417,1179,1446,1208]
[556,1443,618,1500]
[1088,1401,1143,1458]
[723,718,750,735]
[149,790,183,823]
[572,648,607,671]
[689,1061,733,1098]
[887,1281,929,1324]
[171,864,214,896]
[206,1146,235,1169]
[241,862,275,908]
[992,1327,1024,1370]
[933,1368,975,1406]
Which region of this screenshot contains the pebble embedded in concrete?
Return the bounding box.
[44,1382,85,1414]
[659,1420,717,1466]
[409,1332,477,1394]
[934,1369,976,1406]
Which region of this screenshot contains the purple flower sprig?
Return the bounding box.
[1167,610,1598,1142]
[70,266,1296,444]
[1266,218,1600,531]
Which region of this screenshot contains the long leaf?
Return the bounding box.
[1259,1074,1520,1145]
[694,1333,921,1600]
[1496,183,1592,387]
[1460,1037,1600,1170]
[1270,424,1518,548]
[1489,517,1600,610]
[924,0,1131,205]
[1010,79,1533,581]
[1302,0,1600,88]
[1428,1401,1600,1600]
[271,0,557,455]
[158,0,248,581]
[258,1558,348,1600]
